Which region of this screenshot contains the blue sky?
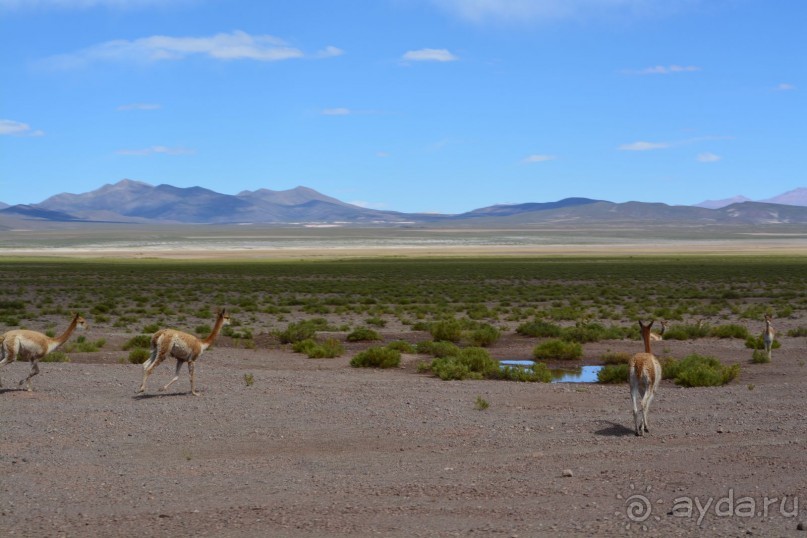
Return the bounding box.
[1,0,804,214]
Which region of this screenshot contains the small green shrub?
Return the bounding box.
[277,318,331,344]
[597,364,629,384]
[346,328,381,342]
[142,323,161,334]
[561,322,625,343]
[294,338,345,359]
[664,323,711,340]
[387,340,416,353]
[663,354,740,387]
[41,351,69,363]
[123,334,152,350]
[128,348,150,364]
[66,338,106,353]
[430,348,497,380]
[416,340,460,358]
[709,324,749,339]
[532,339,583,361]
[744,335,781,350]
[468,324,501,347]
[474,395,490,411]
[243,373,254,387]
[195,324,211,335]
[516,319,562,338]
[496,362,553,382]
[751,349,771,364]
[430,319,463,342]
[786,326,807,337]
[350,346,401,368]
[365,316,387,327]
[602,351,631,365]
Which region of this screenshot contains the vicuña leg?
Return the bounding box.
[160,360,184,392]
[19,359,40,392]
[188,361,200,396]
[137,348,164,394]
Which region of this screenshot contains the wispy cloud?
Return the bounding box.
[619,135,731,152]
[697,152,721,162]
[320,107,384,117]
[0,119,44,137]
[350,200,388,209]
[43,30,342,68]
[618,141,670,151]
[522,154,557,163]
[776,83,796,91]
[321,107,352,116]
[427,0,699,24]
[621,64,701,75]
[117,103,161,111]
[401,48,458,62]
[116,145,193,156]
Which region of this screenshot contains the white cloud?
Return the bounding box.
[523,154,556,163]
[697,152,721,162]
[350,200,388,209]
[116,145,193,156]
[618,141,670,151]
[321,108,352,116]
[776,83,796,91]
[428,0,699,24]
[117,103,161,111]
[622,64,701,75]
[402,48,458,62]
[44,31,341,68]
[0,119,44,136]
[317,46,344,58]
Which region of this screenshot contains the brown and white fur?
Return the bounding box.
[629,320,662,437]
[762,314,775,361]
[137,308,230,396]
[649,320,667,342]
[0,313,87,391]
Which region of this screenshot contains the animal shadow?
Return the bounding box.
[594,421,635,437]
[132,391,194,400]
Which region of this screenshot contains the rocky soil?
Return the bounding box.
[2,332,806,537]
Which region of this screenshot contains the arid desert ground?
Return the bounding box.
[1,237,806,537]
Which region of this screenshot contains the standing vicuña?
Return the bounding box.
[0,313,87,391]
[137,308,230,396]
[629,320,662,437]
[762,314,775,360]
[649,320,667,341]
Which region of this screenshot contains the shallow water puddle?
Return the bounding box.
[499,360,603,383]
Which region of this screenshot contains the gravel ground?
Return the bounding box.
[1,332,806,537]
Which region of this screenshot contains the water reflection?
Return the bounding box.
[499,360,603,383]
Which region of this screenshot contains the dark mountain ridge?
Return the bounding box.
[2,179,807,227]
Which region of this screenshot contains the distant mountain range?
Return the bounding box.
[694,188,807,209]
[2,179,807,228]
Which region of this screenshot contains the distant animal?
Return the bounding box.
[137,308,230,396]
[649,320,667,342]
[762,314,775,361]
[0,313,87,391]
[629,320,662,437]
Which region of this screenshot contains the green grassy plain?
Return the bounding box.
[1,256,805,341]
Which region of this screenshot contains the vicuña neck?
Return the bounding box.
[202,314,226,347]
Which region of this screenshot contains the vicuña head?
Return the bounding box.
[629,320,662,437]
[0,312,87,391]
[136,308,230,396]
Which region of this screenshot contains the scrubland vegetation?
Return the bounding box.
[0,256,804,383]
